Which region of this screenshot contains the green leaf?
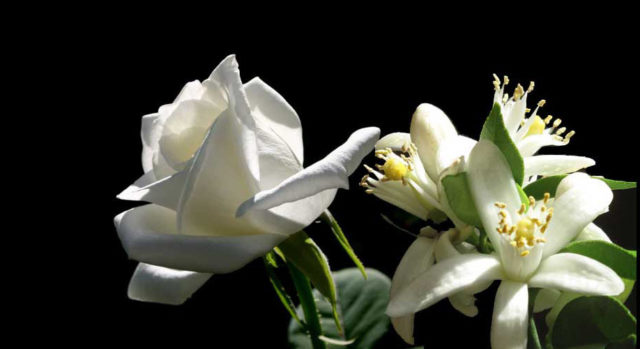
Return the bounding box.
[320,210,367,279]
[278,231,343,335]
[550,296,637,348]
[263,252,303,327]
[524,175,637,200]
[517,183,530,211]
[560,240,636,280]
[289,268,391,349]
[560,240,636,303]
[593,177,637,190]
[441,172,482,228]
[479,102,525,184]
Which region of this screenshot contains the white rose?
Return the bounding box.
[115,55,379,305]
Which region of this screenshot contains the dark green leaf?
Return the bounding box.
[550,296,637,348]
[560,240,636,280]
[289,268,391,349]
[320,210,367,279]
[517,183,530,211]
[524,175,637,200]
[441,172,482,228]
[480,102,525,184]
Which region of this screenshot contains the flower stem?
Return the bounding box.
[527,288,542,349]
[288,262,327,349]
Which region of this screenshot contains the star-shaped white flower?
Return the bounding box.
[386,139,624,349]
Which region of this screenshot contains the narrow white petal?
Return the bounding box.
[235,127,380,216]
[127,263,212,305]
[575,223,611,243]
[435,135,476,178]
[543,173,613,258]
[524,155,595,177]
[410,103,458,181]
[386,254,503,317]
[467,140,522,260]
[533,288,561,313]
[375,132,412,151]
[244,77,304,166]
[117,170,187,210]
[389,236,437,345]
[517,134,565,157]
[528,253,624,296]
[491,281,529,349]
[115,204,287,273]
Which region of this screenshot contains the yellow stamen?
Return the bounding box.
[381,157,408,181]
[520,250,530,257]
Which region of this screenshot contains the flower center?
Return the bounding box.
[382,156,409,181]
[494,193,553,257]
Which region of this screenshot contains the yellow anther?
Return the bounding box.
[537,99,546,107]
[564,130,575,142]
[499,209,508,218]
[528,196,536,207]
[520,250,530,257]
[518,203,526,215]
[511,241,518,247]
[495,202,507,208]
[514,84,524,100]
[381,156,409,181]
[525,108,531,113]
[540,223,548,233]
[553,118,562,128]
[541,205,547,212]
[555,127,567,136]
[543,192,550,204]
[544,115,553,124]
[536,237,547,243]
[527,81,535,93]
[525,115,546,137]
[504,75,510,85]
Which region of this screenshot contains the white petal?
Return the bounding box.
[235,127,380,216]
[115,204,287,273]
[391,315,416,345]
[524,155,595,177]
[491,281,529,349]
[533,288,561,313]
[141,113,160,173]
[375,132,411,151]
[386,254,503,317]
[389,236,437,345]
[127,263,212,305]
[504,95,528,136]
[435,135,476,178]
[410,103,458,181]
[528,253,624,296]
[467,140,521,260]
[575,223,611,243]
[244,77,304,166]
[177,59,286,236]
[517,134,565,157]
[117,170,187,210]
[542,173,613,258]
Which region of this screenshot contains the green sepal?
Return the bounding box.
[320,210,367,279]
[278,231,343,335]
[263,252,304,327]
[479,102,525,184]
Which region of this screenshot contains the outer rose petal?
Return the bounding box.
[127,263,212,305]
[244,77,304,166]
[115,204,287,273]
[235,127,380,216]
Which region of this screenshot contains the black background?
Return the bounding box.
[39,23,637,348]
